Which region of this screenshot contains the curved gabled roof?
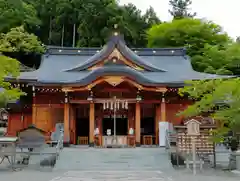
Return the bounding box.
[64,34,166,72]
[73,66,156,86]
[12,32,234,87]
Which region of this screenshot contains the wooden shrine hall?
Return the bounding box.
[6,31,227,147]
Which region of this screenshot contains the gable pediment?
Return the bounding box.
[89,48,145,71]
[64,34,167,72]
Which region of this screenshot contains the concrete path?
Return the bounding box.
[0,147,239,181]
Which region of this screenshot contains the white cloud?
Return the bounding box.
[119,0,240,39]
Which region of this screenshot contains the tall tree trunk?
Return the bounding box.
[61,24,65,47]
[72,24,76,47]
[48,16,52,45]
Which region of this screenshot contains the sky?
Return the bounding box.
[119,0,240,39]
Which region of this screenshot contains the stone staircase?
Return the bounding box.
[54,147,173,172]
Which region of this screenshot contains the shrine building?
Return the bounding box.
[6,32,227,147]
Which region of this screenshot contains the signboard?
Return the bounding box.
[107,129,111,136]
[185,119,201,135]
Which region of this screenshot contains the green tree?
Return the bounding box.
[178,78,240,141]
[0,26,44,106]
[143,6,161,25]
[0,26,45,54]
[168,0,196,19]
[0,55,24,107]
[21,0,158,47]
[0,0,40,33]
[193,43,240,75]
[236,36,240,43]
[147,18,231,73]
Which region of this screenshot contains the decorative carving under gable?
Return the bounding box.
[88,48,144,71]
[62,76,167,93]
[104,76,124,86]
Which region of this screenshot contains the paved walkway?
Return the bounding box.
[0,147,239,180]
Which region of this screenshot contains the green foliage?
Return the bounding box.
[0,0,40,33]
[147,18,230,52]
[193,43,240,75]
[0,25,43,107]
[0,55,25,106]
[0,26,45,54]
[236,37,240,43]
[146,18,238,74]
[179,78,240,137]
[18,0,160,47]
[169,0,196,19]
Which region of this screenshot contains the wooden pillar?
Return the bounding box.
[64,103,70,145]
[155,104,161,144]
[32,86,36,125]
[70,105,76,144]
[89,103,95,146]
[161,93,166,122]
[63,92,70,146]
[98,107,103,146]
[135,102,141,145]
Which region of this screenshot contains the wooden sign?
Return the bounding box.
[185,119,201,135]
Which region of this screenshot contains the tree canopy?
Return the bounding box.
[168,0,196,19]
[0,26,44,106]
[0,26,45,54]
[0,55,24,107]
[0,0,40,33]
[179,78,240,139]
[16,0,160,47]
[146,18,240,75]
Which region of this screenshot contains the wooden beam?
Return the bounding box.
[100,88,131,92]
[155,104,161,145]
[69,100,90,104]
[70,99,162,104]
[32,95,36,125]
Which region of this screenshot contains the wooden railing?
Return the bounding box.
[142,135,153,145]
[77,136,88,145]
[141,135,157,145]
